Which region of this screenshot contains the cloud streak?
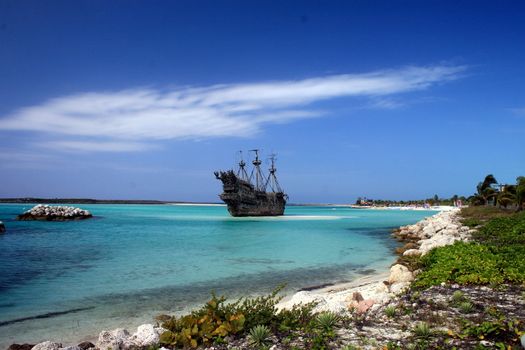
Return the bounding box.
[0,64,466,152]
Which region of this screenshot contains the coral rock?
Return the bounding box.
[130,324,166,347]
[96,328,133,350]
[31,342,62,350]
[388,264,414,284]
[17,205,92,221]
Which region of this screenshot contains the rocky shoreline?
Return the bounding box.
[16,205,93,221]
[277,209,472,315]
[10,209,523,350]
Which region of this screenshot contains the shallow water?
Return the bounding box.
[0,204,435,346]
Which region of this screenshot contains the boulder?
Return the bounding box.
[31,342,62,350]
[403,248,421,256]
[76,342,95,350]
[96,328,133,350]
[130,324,166,347]
[317,298,348,313]
[8,344,35,350]
[389,281,410,294]
[347,297,375,314]
[352,292,364,302]
[356,299,375,314]
[388,264,414,284]
[419,234,457,255]
[375,281,390,294]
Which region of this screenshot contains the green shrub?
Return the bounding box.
[451,291,465,304]
[159,286,320,348]
[160,294,245,348]
[413,322,432,339]
[315,311,339,331]
[414,242,500,287]
[413,242,525,288]
[227,286,284,331]
[248,325,272,347]
[277,301,317,332]
[474,211,525,245]
[384,305,396,318]
[458,301,474,314]
[460,318,524,346]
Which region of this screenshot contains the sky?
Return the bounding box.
[0,0,524,203]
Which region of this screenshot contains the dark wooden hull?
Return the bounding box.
[216,171,286,217]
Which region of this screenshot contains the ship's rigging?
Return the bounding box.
[214,150,287,217]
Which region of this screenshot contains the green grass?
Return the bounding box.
[459,206,516,227]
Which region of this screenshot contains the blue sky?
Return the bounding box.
[0,0,524,203]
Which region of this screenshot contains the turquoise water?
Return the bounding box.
[0,204,435,346]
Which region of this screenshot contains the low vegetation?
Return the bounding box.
[158,287,320,349]
[414,207,525,289]
[247,325,272,347]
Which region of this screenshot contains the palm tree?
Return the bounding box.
[497,185,516,208]
[516,176,525,211]
[472,174,498,206]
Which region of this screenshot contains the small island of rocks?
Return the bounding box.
[17,205,93,221]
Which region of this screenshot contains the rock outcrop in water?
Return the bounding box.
[16,205,92,221]
[0,221,5,233]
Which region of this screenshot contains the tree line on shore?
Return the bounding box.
[470,174,525,210]
[355,174,525,211]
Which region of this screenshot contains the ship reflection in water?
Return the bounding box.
[214,150,288,217]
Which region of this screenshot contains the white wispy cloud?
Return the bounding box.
[0,64,466,152]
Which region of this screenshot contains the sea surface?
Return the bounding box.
[0,204,435,346]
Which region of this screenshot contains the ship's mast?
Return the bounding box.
[249,149,266,191]
[265,154,283,193]
[236,151,249,181]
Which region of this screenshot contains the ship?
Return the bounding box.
[214,150,288,217]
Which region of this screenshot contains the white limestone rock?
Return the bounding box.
[388,264,414,284]
[389,281,411,294]
[403,248,421,256]
[315,298,348,314]
[32,342,62,350]
[96,328,133,350]
[60,347,81,350]
[419,234,459,255]
[130,324,166,347]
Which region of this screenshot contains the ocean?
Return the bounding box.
[0,204,435,347]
